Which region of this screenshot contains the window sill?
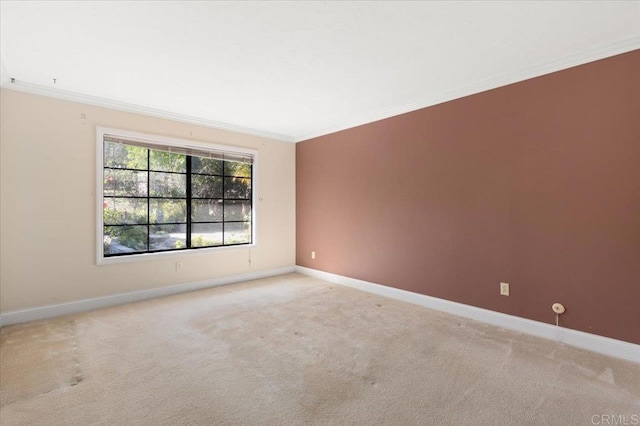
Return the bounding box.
[97,243,256,265]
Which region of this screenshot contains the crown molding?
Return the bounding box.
[0,80,296,143]
[294,35,640,142]
[2,35,638,144]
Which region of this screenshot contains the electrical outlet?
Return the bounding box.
[311,251,316,259]
[500,282,509,296]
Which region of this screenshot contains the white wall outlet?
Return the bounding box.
[500,282,509,296]
[311,251,316,259]
[175,261,183,271]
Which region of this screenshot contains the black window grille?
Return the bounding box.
[102,140,252,257]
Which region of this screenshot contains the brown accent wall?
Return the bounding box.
[296,50,640,344]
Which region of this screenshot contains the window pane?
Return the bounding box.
[150,172,186,197]
[224,177,251,199]
[104,142,148,170]
[150,224,186,251]
[192,157,223,175]
[192,199,223,222]
[192,175,222,198]
[224,200,251,221]
[192,223,223,247]
[104,225,148,254]
[150,151,186,173]
[150,199,186,224]
[103,137,255,256]
[224,161,251,177]
[103,169,147,197]
[104,198,147,225]
[224,222,251,245]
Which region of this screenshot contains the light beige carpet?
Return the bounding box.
[0,273,638,425]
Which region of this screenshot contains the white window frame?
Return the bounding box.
[96,127,258,265]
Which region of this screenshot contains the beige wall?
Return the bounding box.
[0,89,296,312]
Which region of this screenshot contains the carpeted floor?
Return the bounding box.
[1,273,638,425]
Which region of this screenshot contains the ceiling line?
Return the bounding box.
[0,79,296,143]
[2,34,638,144]
[293,34,640,142]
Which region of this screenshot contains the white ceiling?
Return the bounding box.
[1,1,639,142]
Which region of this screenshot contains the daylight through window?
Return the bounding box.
[100,132,254,258]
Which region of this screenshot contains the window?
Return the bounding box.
[97,128,256,263]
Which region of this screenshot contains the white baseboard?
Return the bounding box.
[295,266,640,364]
[0,266,295,328]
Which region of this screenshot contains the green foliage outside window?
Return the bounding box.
[103,141,252,256]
